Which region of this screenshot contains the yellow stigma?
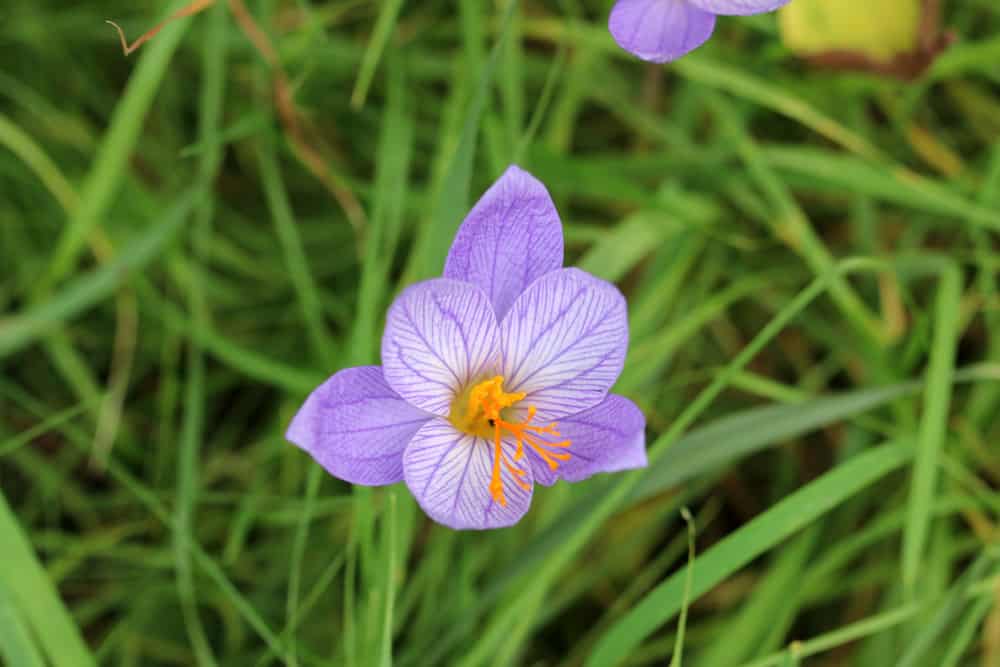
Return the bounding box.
[449,376,572,507]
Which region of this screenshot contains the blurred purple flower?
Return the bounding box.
[286,166,646,530]
[609,0,791,63]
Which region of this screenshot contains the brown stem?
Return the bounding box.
[107,0,216,56]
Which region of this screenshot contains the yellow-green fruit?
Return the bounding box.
[779,0,922,63]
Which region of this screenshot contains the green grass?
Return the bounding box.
[2,1,999,666]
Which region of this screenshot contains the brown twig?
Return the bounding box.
[107,0,217,56]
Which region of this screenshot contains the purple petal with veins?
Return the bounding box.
[444,165,564,320]
[403,419,533,530]
[381,278,500,417]
[286,366,432,486]
[500,268,628,421]
[687,0,790,15]
[524,394,647,486]
[609,0,716,63]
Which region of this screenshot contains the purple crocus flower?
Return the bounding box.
[609,0,791,63]
[286,166,647,530]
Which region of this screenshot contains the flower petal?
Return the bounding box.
[286,366,432,486]
[500,268,628,421]
[609,0,716,63]
[687,0,790,15]
[444,165,564,320]
[524,394,647,486]
[403,419,533,529]
[382,279,500,416]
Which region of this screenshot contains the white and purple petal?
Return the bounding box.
[444,165,564,320]
[403,419,533,530]
[500,268,628,421]
[286,366,432,486]
[687,0,790,15]
[525,394,647,486]
[381,279,500,416]
[609,0,716,63]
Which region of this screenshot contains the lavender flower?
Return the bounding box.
[609,0,791,63]
[286,166,647,530]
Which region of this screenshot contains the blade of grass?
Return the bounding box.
[350,53,413,363]
[630,365,997,504]
[403,0,519,282]
[0,490,96,667]
[939,595,994,667]
[898,550,997,667]
[59,431,294,661]
[285,466,320,667]
[696,526,820,667]
[587,442,912,667]
[42,0,195,289]
[707,92,886,346]
[173,4,227,664]
[0,113,78,213]
[377,491,398,667]
[258,136,338,367]
[0,400,93,457]
[518,19,882,160]
[668,508,697,667]
[741,603,924,667]
[762,147,1000,231]
[902,263,962,596]
[349,0,405,109]
[0,582,46,667]
[146,289,323,393]
[671,56,884,162]
[0,189,200,359]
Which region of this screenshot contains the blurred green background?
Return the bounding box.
[2,1,999,665]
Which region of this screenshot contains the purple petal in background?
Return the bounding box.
[444,165,564,320]
[609,0,716,63]
[687,0,790,15]
[403,419,533,530]
[525,394,647,486]
[286,366,432,486]
[382,279,500,416]
[500,268,628,420]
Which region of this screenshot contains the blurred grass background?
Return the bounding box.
[1,1,999,665]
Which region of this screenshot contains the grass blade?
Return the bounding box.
[0,190,200,359]
[902,265,962,595]
[43,0,195,288]
[350,0,405,109]
[0,490,96,667]
[587,443,912,667]
[0,582,46,667]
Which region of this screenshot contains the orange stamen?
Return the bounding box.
[489,423,506,506]
[450,376,573,504]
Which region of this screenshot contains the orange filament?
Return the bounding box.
[449,376,572,507]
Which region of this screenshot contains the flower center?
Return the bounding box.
[449,376,571,507]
